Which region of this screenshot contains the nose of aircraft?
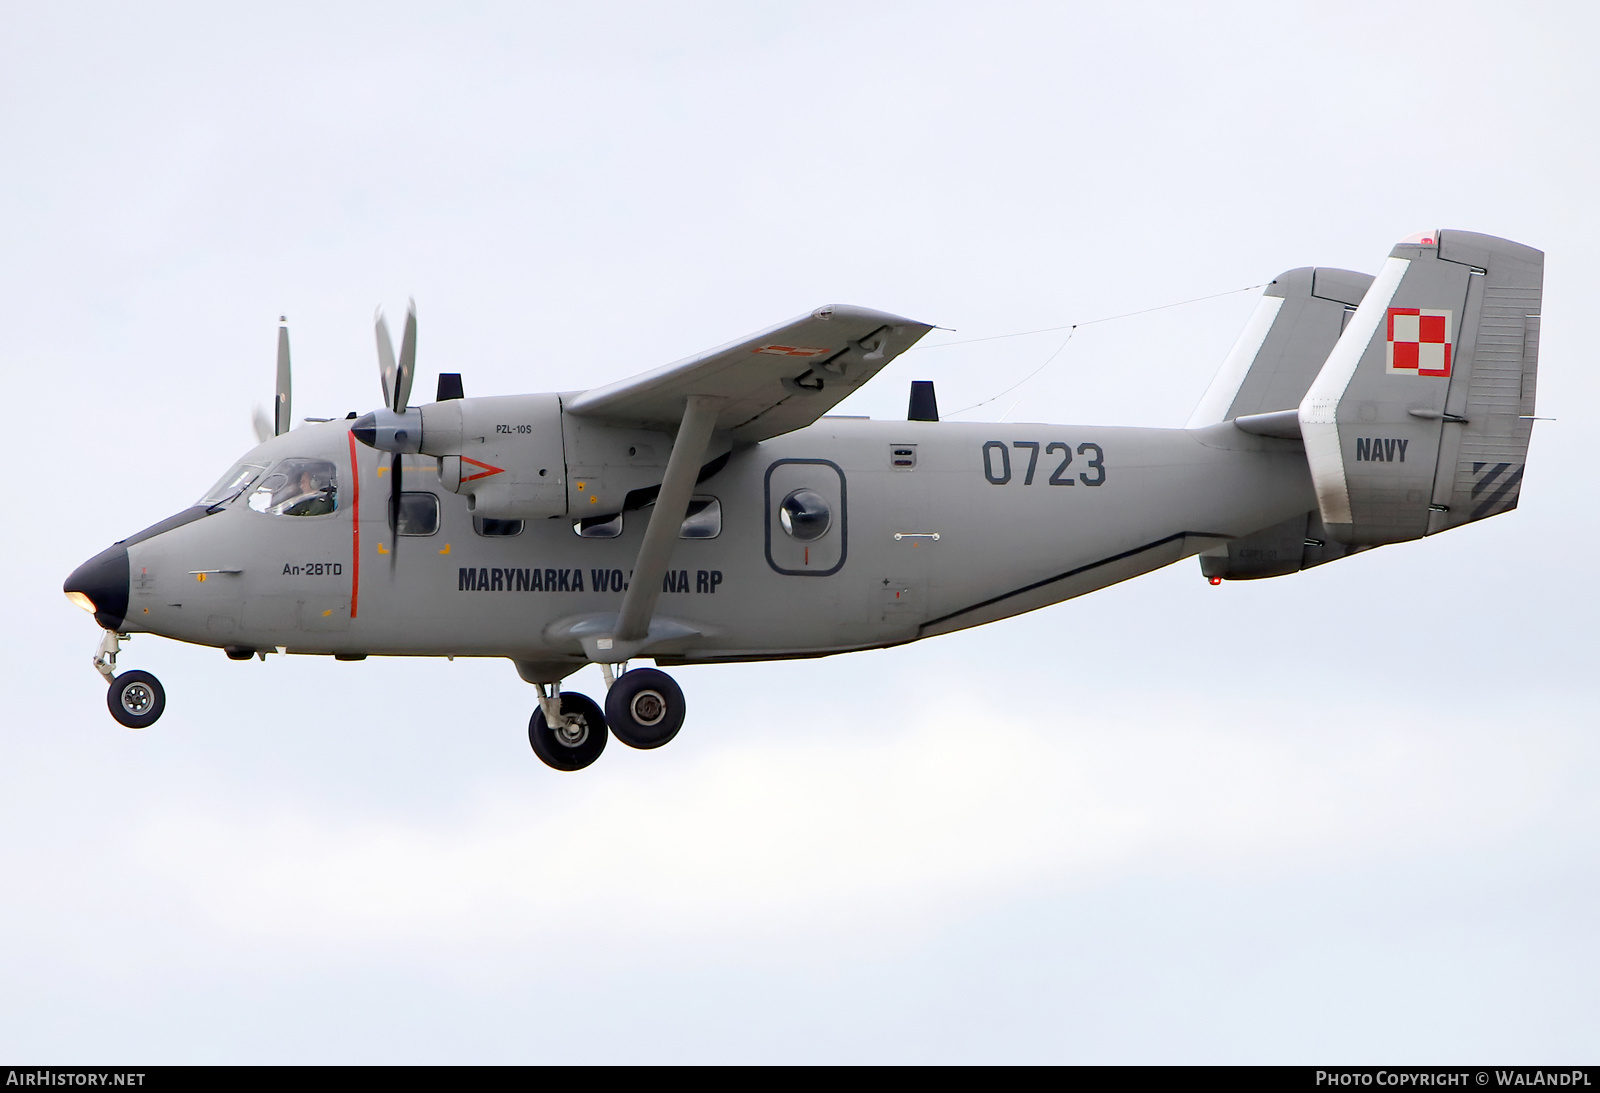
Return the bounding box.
[64,543,129,630]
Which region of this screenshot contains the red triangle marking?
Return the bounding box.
[461,456,506,483]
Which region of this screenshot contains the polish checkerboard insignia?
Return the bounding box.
[754,344,831,358]
[1386,308,1452,377]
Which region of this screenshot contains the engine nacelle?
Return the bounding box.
[420,394,569,520]
[414,394,693,521]
[559,413,692,518]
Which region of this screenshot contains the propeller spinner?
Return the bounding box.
[351,302,423,454]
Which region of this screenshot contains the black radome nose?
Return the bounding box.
[64,544,129,630]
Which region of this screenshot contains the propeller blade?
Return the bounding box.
[274,316,292,436]
[388,452,403,566]
[251,406,272,444]
[393,300,417,413]
[375,308,397,410]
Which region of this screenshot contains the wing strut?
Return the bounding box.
[610,394,724,646]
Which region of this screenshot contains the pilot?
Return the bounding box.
[277,466,336,517]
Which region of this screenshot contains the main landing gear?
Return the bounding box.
[94,631,167,729]
[526,666,688,772]
[528,689,608,772]
[604,667,685,750]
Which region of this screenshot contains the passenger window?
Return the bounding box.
[474,517,524,537]
[779,489,830,541]
[200,462,267,506]
[397,493,439,536]
[680,496,721,539]
[248,458,338,517]
[574,513,623,538]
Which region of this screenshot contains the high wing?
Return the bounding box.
[564,304,934,442]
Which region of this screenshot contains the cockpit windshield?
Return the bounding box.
[247,458,339,517]
[198,462,268,507]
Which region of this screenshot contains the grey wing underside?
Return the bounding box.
[564,304,934,442]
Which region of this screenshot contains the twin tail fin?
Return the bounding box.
[1298,230,1543,545]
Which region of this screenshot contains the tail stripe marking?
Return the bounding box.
[1471,465,1524,521]
[1471,462,1511,498]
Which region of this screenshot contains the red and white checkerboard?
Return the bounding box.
[1386,307,1452,377]
[754,344,830,358]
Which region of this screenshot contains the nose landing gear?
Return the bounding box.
[108,670,166,729]
[93,630,166,729]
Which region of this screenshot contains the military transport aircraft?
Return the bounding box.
[64,229,1544,770]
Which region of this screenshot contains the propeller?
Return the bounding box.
[350,301,426,571]
[275,317,293,435]
[388,449,402,562]
[372,301,418,561]
[252,316,294,443]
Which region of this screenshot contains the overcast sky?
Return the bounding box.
[3,0,1597,1063]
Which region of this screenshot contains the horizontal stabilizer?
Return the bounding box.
[1232,409,1301,439]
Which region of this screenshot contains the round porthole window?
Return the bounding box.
[779,488,831,541]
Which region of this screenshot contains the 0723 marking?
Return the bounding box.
[981,441,1105,486]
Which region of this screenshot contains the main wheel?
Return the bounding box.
[605,668,685,750]
[107,670,165,729]
[528,692,608,771]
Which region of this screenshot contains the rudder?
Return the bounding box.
[1426,231,1544,533]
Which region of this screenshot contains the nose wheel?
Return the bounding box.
[528,690,608,771]
[92,630,166,729]
[107,670,165,729]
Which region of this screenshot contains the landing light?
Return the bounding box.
[66,591,97,614]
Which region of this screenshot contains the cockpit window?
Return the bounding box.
[248,458,339,517]
[199,462,268,506]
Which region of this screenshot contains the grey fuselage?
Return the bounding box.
[114,414,1311,673]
